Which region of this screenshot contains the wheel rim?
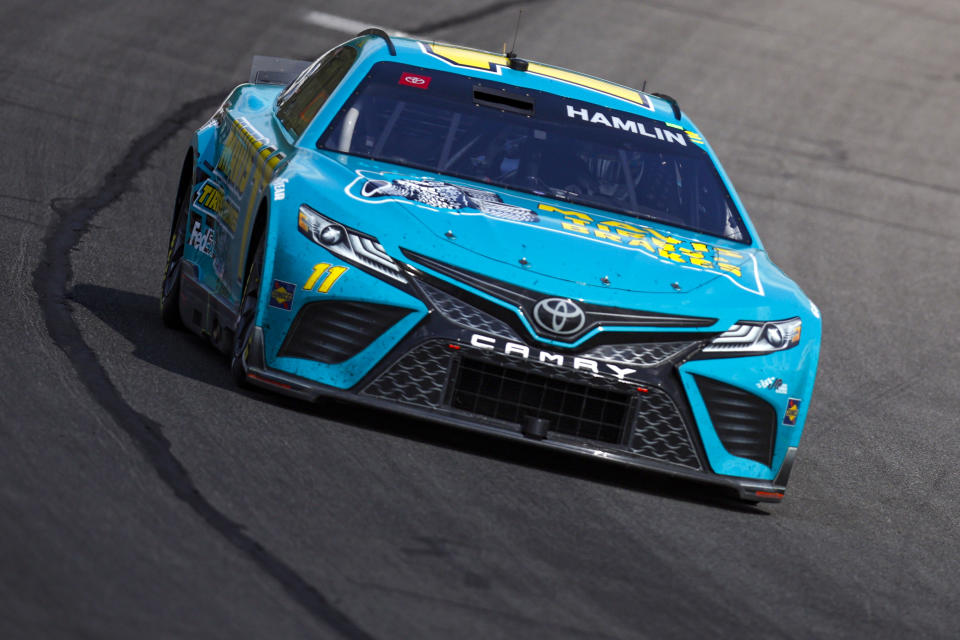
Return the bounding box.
[162,192,188,302]
[233,242,263,363]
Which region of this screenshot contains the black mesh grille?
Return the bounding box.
[361,341,701,469]
[362,342,452,407]
[632,393,700,468]
[695,375,777,466]
[580,342,697,368]
[451,357,631,444]
[278,301,414,364]
[417,281,521,340]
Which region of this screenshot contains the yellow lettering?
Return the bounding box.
[648,228,682,245]
[716,247,742,260]
[627,237,655,251]
[594,229,622,242]
[679,248,712,268]
[561,222,589,234]
[718,263,742,277]
[658,247,686,263]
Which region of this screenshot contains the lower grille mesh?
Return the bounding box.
[362,341,701,469]
[362,342,452,407]
[452,356,631,444]
[632,393,700,468]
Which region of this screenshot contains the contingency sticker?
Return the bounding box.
[783,398,801,426]
[269,279,297,310]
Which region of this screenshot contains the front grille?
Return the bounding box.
[632,393,700,468]
[695,375,777,466]
[362,342,452,407]
[452,356,631,444]
[416,281,521,340]
[278,301,414,364]
[362,341,702,469]
[580,341,697,368]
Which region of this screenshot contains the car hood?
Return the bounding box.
[304,153,765,299]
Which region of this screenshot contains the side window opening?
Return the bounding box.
[276,46,358,139]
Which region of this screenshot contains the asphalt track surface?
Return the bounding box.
[3,0,960,637]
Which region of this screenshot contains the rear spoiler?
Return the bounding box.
[248,55,312,85]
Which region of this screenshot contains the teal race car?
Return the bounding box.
[161,29,821,503]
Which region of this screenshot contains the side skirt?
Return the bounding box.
[179,264,238,355]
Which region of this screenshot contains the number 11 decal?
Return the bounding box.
[304,263,348,293]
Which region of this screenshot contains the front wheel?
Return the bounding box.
[160,172,190,329]
[230,235,265,386]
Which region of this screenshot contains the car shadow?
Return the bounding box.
[70,282,235,392]
[272,393,771,515]
[72,282,769,515]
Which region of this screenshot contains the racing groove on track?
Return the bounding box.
[32,95,372,640]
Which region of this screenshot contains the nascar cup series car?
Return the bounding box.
[161,29,821,503]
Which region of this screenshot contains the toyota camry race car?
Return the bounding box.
[161,29,821,503]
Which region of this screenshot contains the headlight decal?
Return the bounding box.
[702,318,801,355]
[298,205,407,284]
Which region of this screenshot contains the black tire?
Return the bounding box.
[160,169,191,329]
[230,235,265,386]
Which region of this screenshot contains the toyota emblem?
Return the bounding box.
[532,298,586,336]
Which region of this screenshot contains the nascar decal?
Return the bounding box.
[783,398,801,426]
[565,106,704,146]
[537,203,762,294]
[420,42,654,112]
[304,263,348,293]
[358,177,539,223]
[469,334,640,383]
[269,279,296,310]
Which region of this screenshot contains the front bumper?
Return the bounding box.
[241,321,798,503]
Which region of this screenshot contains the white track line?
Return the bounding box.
[303,10,410,37]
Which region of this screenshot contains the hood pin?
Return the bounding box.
[671,282,682,290]
[519,257,529,266]
[444,230,455,239]
[601,275,610,285]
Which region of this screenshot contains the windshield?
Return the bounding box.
[319,61,749,243]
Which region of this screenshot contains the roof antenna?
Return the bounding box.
[641,80,647,92]
[506,10,528,71]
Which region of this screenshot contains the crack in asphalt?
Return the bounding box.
[32,93,375,640]
[404,0,548,36]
